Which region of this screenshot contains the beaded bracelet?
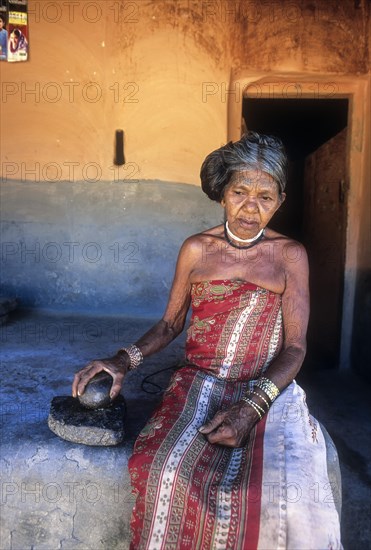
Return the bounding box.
[241,394,266,415]
[251,390,270,411]
[249,399,266,416]
[242,397,263,420]
[120,344,143,370]
[254,377,280,402]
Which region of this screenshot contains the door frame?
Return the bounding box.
[227,71,369,369]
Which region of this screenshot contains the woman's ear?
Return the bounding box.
[220,196,226,207]
[279,192,286,205]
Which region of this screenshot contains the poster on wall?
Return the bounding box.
[0,0,29,62]
[0,0,7,60]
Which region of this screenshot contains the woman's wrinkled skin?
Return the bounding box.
[198,401,261,447]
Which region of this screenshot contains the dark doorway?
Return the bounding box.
[243,98,349,368]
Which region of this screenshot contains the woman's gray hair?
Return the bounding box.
[200,132,288,202]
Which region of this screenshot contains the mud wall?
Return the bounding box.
[0,0,370,370]
[0,180,221,315]
[1,1,369,185]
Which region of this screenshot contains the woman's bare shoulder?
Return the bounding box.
[178,226,223,271]
[264,228,307,248]
[181,225,224,246]
[264,228,308,271]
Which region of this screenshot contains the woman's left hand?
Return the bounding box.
[198,401,261,448]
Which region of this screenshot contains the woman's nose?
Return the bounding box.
[243,197,258,211]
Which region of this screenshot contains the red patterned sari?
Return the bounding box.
[129,280,341,550]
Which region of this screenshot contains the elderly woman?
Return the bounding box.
[73,132,341,549]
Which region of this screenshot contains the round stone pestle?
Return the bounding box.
[78,372,114,410]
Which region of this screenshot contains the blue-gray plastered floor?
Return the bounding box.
[1,310,370,549]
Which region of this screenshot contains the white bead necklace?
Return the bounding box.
[225,221,265,243]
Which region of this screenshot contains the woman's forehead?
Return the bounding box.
[229,169,278,188]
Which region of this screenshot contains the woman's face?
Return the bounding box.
[221,169,285,239]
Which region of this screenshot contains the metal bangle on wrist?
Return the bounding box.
[241,376,280,420]
[241,397,263,420]
[254,377,280,403]
[119,344,143,370]
[251,390,270,411]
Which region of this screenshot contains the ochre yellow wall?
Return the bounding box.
[1,1,235,184]
[0,0,370,184]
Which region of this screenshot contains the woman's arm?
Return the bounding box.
[131,236,198,357]
[72,236,200,400]
[200,241,310,447]
[259,241,310,389]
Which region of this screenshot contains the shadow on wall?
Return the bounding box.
[0,180,222,316]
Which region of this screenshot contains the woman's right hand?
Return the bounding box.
[72,352,129,400]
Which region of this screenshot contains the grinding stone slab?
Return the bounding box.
[48,396,126,446]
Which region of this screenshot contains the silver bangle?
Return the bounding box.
[120,344,143,370]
